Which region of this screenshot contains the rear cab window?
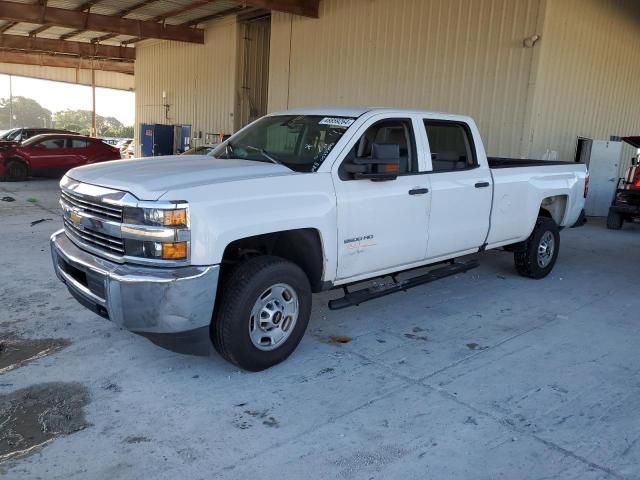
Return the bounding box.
[423,120,478,172]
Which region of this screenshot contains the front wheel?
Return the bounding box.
[514,216,560,279]
[211,256,312,371]
[4,159,28,181]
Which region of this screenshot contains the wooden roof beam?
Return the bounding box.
[0,1,204,43]
[239,0,318,18]
[0,49,133,74]
[0,33,135,60]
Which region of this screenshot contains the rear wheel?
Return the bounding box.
[4,159,28,181]
[211,256,312,371]
[606,210,623,230]
[514,216,560,279]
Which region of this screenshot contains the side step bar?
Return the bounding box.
[328,260,479,310]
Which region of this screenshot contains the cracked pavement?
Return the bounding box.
[1,178,639,479]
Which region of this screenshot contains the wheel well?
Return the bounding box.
[539,195,567,225]
[5,156,29,169]
[221,229,325,292]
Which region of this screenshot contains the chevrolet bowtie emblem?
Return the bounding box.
[70,210,82,226]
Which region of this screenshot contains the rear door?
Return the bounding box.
[419,118,492,259]
[67,137,91,165]
[333,114,431,280]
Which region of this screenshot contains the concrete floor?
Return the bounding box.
[1,178,639,480]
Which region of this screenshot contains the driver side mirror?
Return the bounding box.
[343,143,401,181]
[632,157,638,166]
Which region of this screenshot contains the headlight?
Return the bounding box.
[121,204,190,261]
[123,206,188,227]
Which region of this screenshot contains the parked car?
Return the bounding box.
[126,141,135,158]
[607,136,640,229]
[0,134,121,181]
[50,108,588,371]
[116,138,133,156]
[181,144,217,155]
[0,127,79,143]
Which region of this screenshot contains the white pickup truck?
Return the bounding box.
[50,108,588,370]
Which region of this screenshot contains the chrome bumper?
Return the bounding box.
[50,229,219,351]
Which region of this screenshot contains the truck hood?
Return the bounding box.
[67,155,295,200]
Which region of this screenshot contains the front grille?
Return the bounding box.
[63,218,125,255]
[61,189,123,222]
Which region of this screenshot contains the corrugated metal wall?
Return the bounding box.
[268,0,542,157]
[526,0,640,170]
[134,16,238,155]
[0,63,134,90]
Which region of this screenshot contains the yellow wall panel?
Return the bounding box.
[268,0,542,157]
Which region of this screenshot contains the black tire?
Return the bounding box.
[606,210,623,230]
[4,159,28,182]
[211,255,312,371]
[514,216,560,279]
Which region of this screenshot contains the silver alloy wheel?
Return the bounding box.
[537,231,555,268]
[249,283,299,351]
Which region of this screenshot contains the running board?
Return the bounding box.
[328,260,479,310]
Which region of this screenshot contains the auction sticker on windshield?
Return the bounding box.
[319,117,355,128]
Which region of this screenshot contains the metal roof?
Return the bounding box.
[0,0,256,46]
[0,0,318,74]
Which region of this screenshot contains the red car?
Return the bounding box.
[0,134,121,181]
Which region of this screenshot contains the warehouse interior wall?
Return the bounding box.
[524,0,640,170]
[268,0,543,158]
[134,16,239,155]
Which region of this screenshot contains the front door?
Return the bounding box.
[420,119,493,259]
[29,137,77,172]
[333,116,430,280]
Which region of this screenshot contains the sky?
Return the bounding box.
[0,74,135,125]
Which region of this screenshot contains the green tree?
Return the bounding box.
[52,109,133,137]
[0,96,52,129]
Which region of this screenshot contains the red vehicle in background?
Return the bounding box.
[607,136,640,230]
[0,134,121,181]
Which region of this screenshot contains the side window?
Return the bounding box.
[424,121,477,172]
[68,138,89,148]
[341,119,417,178]
[38,138,66,149]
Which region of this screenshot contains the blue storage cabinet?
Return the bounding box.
[173,124,192,153]
[140,123,175,157]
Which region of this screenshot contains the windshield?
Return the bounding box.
[212,115,355,172]
[1,128,21,141]
[183,145,215,155]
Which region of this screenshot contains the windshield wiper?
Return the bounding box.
[245,146,283,165]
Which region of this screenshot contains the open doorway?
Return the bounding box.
[574,137,593,166]
[235,14,271,131]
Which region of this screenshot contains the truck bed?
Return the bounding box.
[488,157,577,169]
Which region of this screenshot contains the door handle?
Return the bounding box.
[475,181,490,188]
[409,188,429,195]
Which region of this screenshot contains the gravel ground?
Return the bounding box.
[1,178,639,479]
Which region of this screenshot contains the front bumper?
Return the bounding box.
[50,229,219,354]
